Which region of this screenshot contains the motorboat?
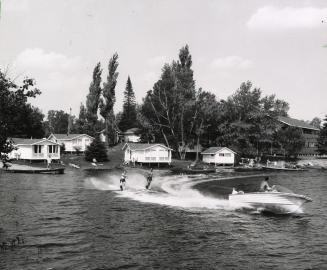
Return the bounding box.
[229,191,312,214]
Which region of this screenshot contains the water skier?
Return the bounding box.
[146,168,153,189]
[120,170,127,191]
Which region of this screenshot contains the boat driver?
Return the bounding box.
[260,177,272,192]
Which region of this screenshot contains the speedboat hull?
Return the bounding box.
[229,192,312,214]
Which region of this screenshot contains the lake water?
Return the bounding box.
[0,168,326,269]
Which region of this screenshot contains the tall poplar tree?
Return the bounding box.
[86,62,102,135]
[100,53,119,146]
[317,116,327,155]
[118,76,137,131]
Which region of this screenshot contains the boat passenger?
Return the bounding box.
[120,171,127,191]
[146,168,153,189]
[232,188,238,194]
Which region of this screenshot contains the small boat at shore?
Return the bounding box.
[229,191,312,214]
[262,166,307,172]
[2,167,65,174]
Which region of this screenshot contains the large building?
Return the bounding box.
[276,116,319,155]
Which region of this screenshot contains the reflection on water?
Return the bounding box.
[0,169,327,269]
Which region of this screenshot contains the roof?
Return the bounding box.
[49,133,94,140]
[122,143,173,151]
[201,147,236,155]
[11,138,60,145]
[277,116,319,131]
[124,127,141,135]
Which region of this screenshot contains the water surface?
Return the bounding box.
[0,169,326,269]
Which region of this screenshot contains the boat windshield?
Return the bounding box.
[273,185,294,194]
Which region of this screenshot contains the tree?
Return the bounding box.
[45,110,70,134]
[141,45,196,156]
[84,135,108,162]
[216,82,290,156]
[310,117,321,129]
[74,103,88,133]
[317,116,327,155]
[118,76,137,131]
[274,127,305,157]
[86,63,102,135]
[0,70,42,160]
[100,53,119,146]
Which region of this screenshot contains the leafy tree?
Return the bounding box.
[216,82,289,156]
[118,76,137,131]
[310,117,321,129]
[317,116,327,155]
[141,45,196,156]
[45,110,69,134]
[191,89,220,160]
[274,126,305,157]
[0,70,42,160]
[86,63,102,134]
[85,135,108,162]
[100,53,119,146]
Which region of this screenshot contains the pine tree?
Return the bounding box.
[118,76,137,131]
[84,135,108,162]
[317,116,327,155]
[100,53,119,146]
[86,63,102,134]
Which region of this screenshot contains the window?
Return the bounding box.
[224,153,231,157]
[34,145,42,153]
[49,145,53,153]
[219,153,224,156]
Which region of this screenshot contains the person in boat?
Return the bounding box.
[120,171,127,191]
[260,176,274,192]
[146,168,153,189]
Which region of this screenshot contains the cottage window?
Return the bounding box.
[49,145,53,153]
[224,153,231,157]
[219,153,225,156]
[34,145,42,153]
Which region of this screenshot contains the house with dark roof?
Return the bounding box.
[48,133,94,152]
[276,116,319,155]
[8,138,61,161]
[201,147,236,166]
[122,143,172,165]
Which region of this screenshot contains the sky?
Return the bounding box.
[0,0,326,121]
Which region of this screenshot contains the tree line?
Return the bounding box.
[1,45,327,161]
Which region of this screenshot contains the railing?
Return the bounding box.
[32,153,44,158]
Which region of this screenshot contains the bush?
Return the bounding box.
[85,135,108,162]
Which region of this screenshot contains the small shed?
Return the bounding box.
[201,147,236,166]
[8,138,61,161]
[48,133,94,152]
[122,143,172,165]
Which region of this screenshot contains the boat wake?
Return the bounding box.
[85,172,250,212]
[85,172,308,215]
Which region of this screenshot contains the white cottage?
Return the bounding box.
[120,128,141,143]
[122,143,172,165]
[8,138,61,161]
[201,147,236,166]
[48,133,94,152]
